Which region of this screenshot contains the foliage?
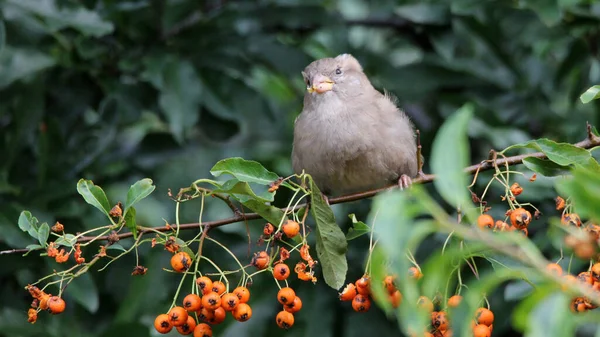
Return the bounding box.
[2,0,600,337]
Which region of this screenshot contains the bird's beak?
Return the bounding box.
[307,74,334,94]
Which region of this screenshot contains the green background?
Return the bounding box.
[1,0,599,336]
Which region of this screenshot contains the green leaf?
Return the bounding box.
[124,208,137,240]
[309,178,347,289]
[210,157,280,185]
[430,103,473,207]
[522,157,570,177]
[502,138,592,166]
[37,222,49,246]
[54,234,77,247]
[25,244,43,251]
[0,47,55,89]
[0,19,5,54]
[106,244,126,252]
[66,272,99,313]
[515,290,574,337]
[213,179,273,203]
[18,211,39,240]
[580,85,600,104]
[556,166,600,222]
[346,214,370,241]
[241,199,287,226]
[124,178,155,212]
[395,3,450,24]
[77,179,111,216]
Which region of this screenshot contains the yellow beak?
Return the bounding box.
[307,75,334,94]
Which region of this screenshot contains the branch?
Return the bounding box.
[3,127,600,255]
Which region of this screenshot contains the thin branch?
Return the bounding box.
[2,128,600,255]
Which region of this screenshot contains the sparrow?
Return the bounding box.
[292,54,418,196]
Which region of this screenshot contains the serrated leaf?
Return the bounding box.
[18,211,39,239]
[124,208,137,240]
[522,157,570,177]
[37,222,49,246]
[54,234,77,247]
[580,85,600,104]
[346,214,370,241]
[124,178,155,212]
[77,179,111,216]
[310,178,347,289]
[210,157,280,185]
[430,103,473,207]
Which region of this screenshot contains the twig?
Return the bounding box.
[2,130,600,255]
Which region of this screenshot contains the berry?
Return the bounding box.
[408,267,423,280]
[389,289,402,308]
[171,252,192,272]
[233,286,250,303]
[277,287,296,305]
[193,323,213,337]
[495,220,511,231]
[475,307,494,326]
[561,213,582,227]
[477,214,494,229]
[168,306,189,327]
[211,281,226,295]
[221,293,239,311]
[384,275,397,293]
[356,276,371,296]
[339,283,358,301]
[276,310,295,329]
[176,315,197,335]
[198,308,214,323]
[591,263,600,280]
[263,223,275,236]
[208,307,226,325]
[284,296,303,313]
[546,263,563,276]
[183,294,202,312]
[432,311,449,331]
[196,276,213,295]
[47,296,65,315]
[273,263,291,281]
[447,295,462,308]
[510,182,523,196]
[510,208,531,229]
[351,294,371,312]
[201,292,222,311]
[233,302,252,322]
[473,324,491,337]
[154,314,173,334]
[417,296,434,312]
[251,251,270,270]
[282,220,300,238]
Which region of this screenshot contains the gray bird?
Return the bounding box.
[292,54,419,196]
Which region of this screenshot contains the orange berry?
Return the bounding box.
[432,311,449,331]
[561,213,582,227]
[510,182,523,196]
[477,214,494,229]
[339,283,358,301]
[417,296,434,312]
[193,323,213,337]
[198,307,214,323]
[282,220,300,238]
[389,289,402,308]
[591,263,600,280]
[233,302,252,322]
[475,307,494,326]
[273,263,291,281]
[176,315,197,335]
[408,267,423,280]
[384,275,397,293]
[208,306,226,325]
[570,297,593,312]
[473,324,491,337]
[351,294,371,312]
[447,295,462,308]
[154,314,173,334]
[211,281,226,295]
[196,276,213,295]
[47,296,65,315]
[168,306,189,327]
[277,287,296,305]
[276,310,295,329]
[171,251,192,272]
[201,292,222,311]
[221,293,239,311]
[510,208,531,229]
[284,296,303,313]
[39,294,50,310]
[577,271,594,285]
[233,286,250,303]
[251,251,270,270]
[263,223,275,236]
[356,275,371,296]
[183,294,202,312]
[546,263,563,276]
[494,220,511,231]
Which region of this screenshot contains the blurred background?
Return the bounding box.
[1,0,599,336]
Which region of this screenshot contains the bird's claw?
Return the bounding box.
[398,174,412,190]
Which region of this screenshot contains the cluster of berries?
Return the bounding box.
[477,207,533,236]
[275,287,302,329]
[154,278,252,336]
[25,285,66,324]
[546,262,600,312]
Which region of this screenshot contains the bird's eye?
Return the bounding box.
[335,68,342,75]
[305,78,310,86]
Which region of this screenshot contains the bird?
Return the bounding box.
[292,54,419,196]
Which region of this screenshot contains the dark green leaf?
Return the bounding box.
[0,19,5,54]
[54,234,77,247]
[241,199,287,226]
[37,222,49,246]
[25,244,43,251]
[124,208,137,240]
[124,178,155,212]
[394,3,450,24]
[106,244,126,252]
[18,211,39,239]
[66,272,99,313]
[210,157,280,185]
[346,214,370,241]
[522,157,570,176]
[580,85,600,104]
[502,138,592,166]
[0,47,56,89]
[310,178,347,289]
[430,103,473,207]
[77,179,111,216]
[213,179,273,203]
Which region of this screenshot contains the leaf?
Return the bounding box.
[37,222,49,247]
[0,19,5,54]
[0,47,55,89]
[241,199,287,226]
[124,208,137,240]
[54,234,77,247]
[394,3,450,24]
[430,103,473,207]
[25,244,43,251]
[210,157,280,185]
[556,166,600,222]
[77,179,111,216]
[66,272,99,313]
[213,179,273,203]
[516,291,574,337]
[310,178,347,289]
[346,214,370,241]
[124,178,155,212]
[522,157,570,177]
[502,138,592,166]
[106,244,126,252]
[580,85,600,104]
[18,211,39,239]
